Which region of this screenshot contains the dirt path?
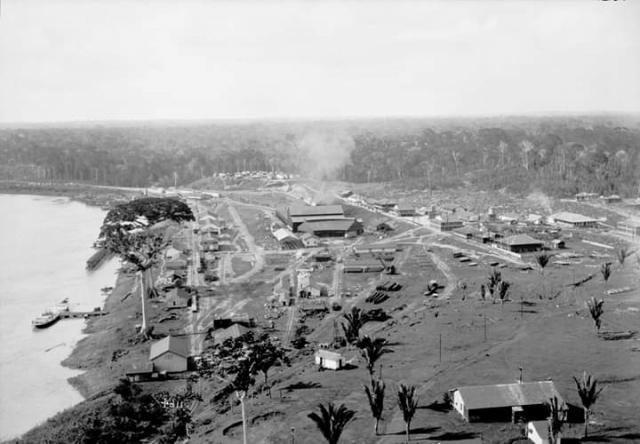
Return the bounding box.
[226,201,266,283]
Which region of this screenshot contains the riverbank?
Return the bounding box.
[0,180,137,208]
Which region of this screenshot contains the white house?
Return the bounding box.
[314,349,344,370]
[149,336,189,373]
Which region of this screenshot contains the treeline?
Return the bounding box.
[1,116,639,196]
[342,123,640,196]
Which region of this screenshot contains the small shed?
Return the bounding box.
[300,233,320,247]
[395,203,416,217]
[149,336,189,373]
[125,361,154,382]
[315,349,344,370]
[376,220,398,233]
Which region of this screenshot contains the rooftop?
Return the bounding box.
[502,234,543,246]
[315,349,344,360]
[289,205,344,217]
[149,336,190,361]
[214,324,251,344]
[298,218,359,233]
[552,212,598,224]
[454,381,564,410]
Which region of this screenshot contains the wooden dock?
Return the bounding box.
[59,310,109,319]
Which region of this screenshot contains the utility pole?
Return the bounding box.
[483,314,487,342]
[439,333,442,363]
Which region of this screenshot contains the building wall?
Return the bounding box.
[315,355,342,370]
[152,352,187,373]
[453,390,466,419]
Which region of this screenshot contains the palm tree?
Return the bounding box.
[600,262,612,295]
[363,379,385,436]
[546,396,564,443]
[573,371,604,438]
[587,297,604,333]
[397,384,419,443]
[342,307,366,344]
[536,253,551,298]
[251,337,288,397]
[357,336,390,382]
[308,402,356,444]
[616,246,633,268]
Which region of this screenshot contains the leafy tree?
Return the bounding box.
[573,371,604,438]
[308,402,356,444]
[397,384,419,443]
[600,262,612,295]
[587,297,604,333]
[250,337,289,397]
[363,379,385,436]
[357,336,391,383]
[342,306,366,344]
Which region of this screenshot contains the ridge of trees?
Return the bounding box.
[1,116,639,196]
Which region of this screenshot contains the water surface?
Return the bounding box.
[0,194,118,440]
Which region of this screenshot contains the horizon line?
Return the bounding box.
[1,110,640,129]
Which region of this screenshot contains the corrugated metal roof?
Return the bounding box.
[149,336,189,360]
[455,381,563,410]
[552,212,597,224]
[289,205,344,217]
[502,234,543,246]
[298,218,359,233]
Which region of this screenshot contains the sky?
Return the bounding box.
[0,0,639,123]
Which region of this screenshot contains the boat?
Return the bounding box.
[32,310,61,328]
[31,298,69,329]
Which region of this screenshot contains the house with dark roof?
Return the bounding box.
[451,381,565,423]
[497,234,544,253]
[149,336,189,372]
[297,218,363,238]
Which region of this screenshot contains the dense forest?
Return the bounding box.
[1,115,639,197]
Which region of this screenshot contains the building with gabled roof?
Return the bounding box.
[298,218,363,238]
[497,234,544,253]
[149,336,189,372]
[276,205,344,231]
[551,212,599,228]
[395,203,416,217]
[451,381,565,423]
[214,324,251,345]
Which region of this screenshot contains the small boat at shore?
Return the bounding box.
[32,299,69,329]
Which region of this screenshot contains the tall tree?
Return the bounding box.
[251,337,289,397]
[497,280,511,306]
[363,379,385,436]
[573,371,604,438]
[308,402,356,444]
[587,297,604,333]
[357,336,391,383]
[397,384,419,443]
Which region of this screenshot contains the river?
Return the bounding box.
[0,194,118,440]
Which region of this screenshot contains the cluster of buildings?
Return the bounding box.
[575,192,622,204]
[273,204,364,248]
